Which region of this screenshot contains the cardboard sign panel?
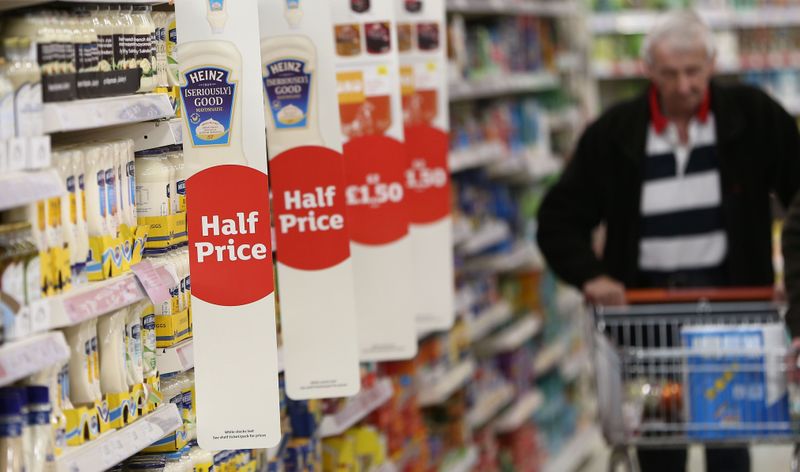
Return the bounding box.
[396,0,455,332]
[259,0,361,400]
[332,0,417,361]
[176,0,282,450]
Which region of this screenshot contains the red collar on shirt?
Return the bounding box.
[649,85,711,134]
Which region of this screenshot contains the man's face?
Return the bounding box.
[645,42,714,117]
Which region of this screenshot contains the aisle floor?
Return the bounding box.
[581,443,795,471]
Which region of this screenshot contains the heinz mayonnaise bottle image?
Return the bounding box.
[206,0,228,34]
[179,40,247,175]
[284,0,304,28]
[261,35,325,157]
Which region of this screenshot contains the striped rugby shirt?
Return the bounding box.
[639,87,728,287]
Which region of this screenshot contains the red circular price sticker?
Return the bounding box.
[344,135,410,246]
[186,165,275,307]
[270,146,351,271]
[404,125,451,224]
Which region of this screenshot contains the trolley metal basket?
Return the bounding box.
[591,287,800,471]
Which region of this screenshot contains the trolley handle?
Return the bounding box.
[624,286,775,304]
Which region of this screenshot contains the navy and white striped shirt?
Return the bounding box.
[639,89,728,287]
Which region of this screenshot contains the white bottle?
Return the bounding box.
[0,389,25,472]
[24,386,55,472]
[284,0,304,28]
[112,140,130,228]
[118,6,137,72]
[53,151,79,281]
[137,301,157,379]
[134,151,171,219]
[261,35,326,157]
[166,148,183,217]
[0,59,16,152]
[133,5,156,93]
[206,0,228,34]
[152,11,168,88]
[124,139,137,228]
[165,12,179,88]
[178,40,247,176]
[97,309,129,394]
[62,323,95,405]
[96,5,116,72]
[101,143,120,236]
[71,147,89,281]
[86,318,102,402]
[125,306,144,386]
[83,144,110,238]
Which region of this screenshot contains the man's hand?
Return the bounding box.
[583,275,626,306]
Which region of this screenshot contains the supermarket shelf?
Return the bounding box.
[487,153,563,183]
[419,358,477,407]
[439,446,479,472]
[449,72,559,101]
[0,169,65,212]
[449,141,506,173]
[461,240,544,275]
[446,0,577,16]
[495,390,544,433]
[542,425,603,472]
[0,331,70,387]
[489,314,541,354]
[66,118,183,152]
[0,0,165,9]
[49,273,149,329]
[319,378,394,438]
[459,220,512,256]
[44,93,174,134]
[533,337,570,378]
[467,383,515,428]
[467,300,513,343]
[590,7,800,34]
[157,338,194,375]
[56,404,183,472]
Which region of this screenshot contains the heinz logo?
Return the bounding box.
[269,60,303,76]
[188,68,224,83]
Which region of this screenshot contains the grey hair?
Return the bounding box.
[641,9,716,64]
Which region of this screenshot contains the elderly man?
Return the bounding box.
[537,9,800,472]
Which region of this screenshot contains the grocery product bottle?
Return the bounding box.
[0,58,16,144]
[178,40,247,174]
[98,310,129,394]
[24,386,55,472]
[133,5,156,92]
[62,322,96,405]
[135,150,171,220]
[125,306,144,386]
[0,388,25,472]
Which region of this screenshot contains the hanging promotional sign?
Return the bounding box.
[259,0,361,399]
[331,0,417,361]
[175,0,281,449]
[396,0,454,332]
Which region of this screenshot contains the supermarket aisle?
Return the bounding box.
[582,444,795,472]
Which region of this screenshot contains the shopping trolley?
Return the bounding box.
[591,287,800,472]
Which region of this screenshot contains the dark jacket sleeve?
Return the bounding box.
[764,91,800,207]
[783,192,800,337]
[536,122,606,289]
